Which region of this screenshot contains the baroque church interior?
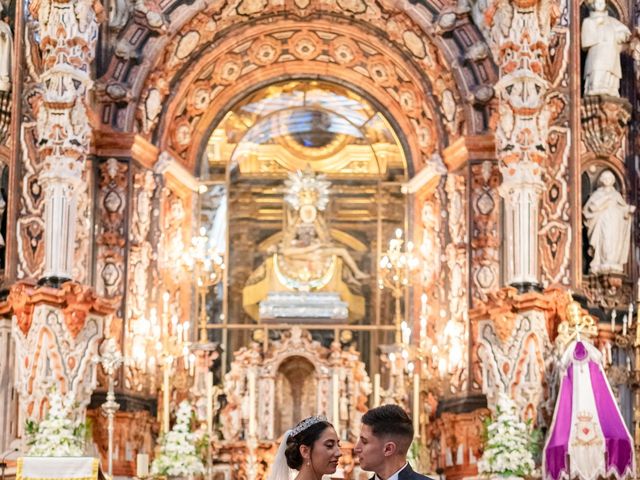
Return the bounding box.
[0,0,639,479]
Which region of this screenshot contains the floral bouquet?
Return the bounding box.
[478,394,540,478]
[151,400,205,478]
[25,389,86,456]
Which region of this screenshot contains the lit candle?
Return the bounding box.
[412,373,420,438]
[248,370,257,437]
[189,353,196,377]
[136,453,149,478]
[332,372,340,439]
[623,315,628,336]
[629,303,634,329]
[373,373,380,408]
[206,372,213,437]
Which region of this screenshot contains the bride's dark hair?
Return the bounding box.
[284,419,332,469]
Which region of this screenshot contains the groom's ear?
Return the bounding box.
[382,440,398,457]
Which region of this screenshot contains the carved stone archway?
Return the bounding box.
[98,0,497,175]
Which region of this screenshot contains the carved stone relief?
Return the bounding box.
[470,161,500,303]
[444,174,468,395]
[96,158,129,300]
[221,327,369,443]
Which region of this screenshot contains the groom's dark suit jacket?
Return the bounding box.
[370,463,435,480]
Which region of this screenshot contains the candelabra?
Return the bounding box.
[182,227,224,349]
[157,291,195,433]
[95,338,125,477]
[610,287,640,467]
[378,228,420,344]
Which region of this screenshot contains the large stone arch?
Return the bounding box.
[97,0,497,174]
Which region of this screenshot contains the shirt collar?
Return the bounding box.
[375,462,408,480]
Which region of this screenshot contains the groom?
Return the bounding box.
[354,404,433,480]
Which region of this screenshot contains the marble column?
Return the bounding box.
[33,0,99,282]
[500,163,545,286]
[488,0,552,289]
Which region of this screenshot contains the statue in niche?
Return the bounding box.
[581,0,630,97]
[275,169,369,284]
[0,4,12,92]
[583,170,635,274]
[242,167,367,321]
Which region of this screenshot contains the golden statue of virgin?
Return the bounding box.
[242,168,366,322]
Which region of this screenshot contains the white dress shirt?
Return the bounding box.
[375,462,408,480]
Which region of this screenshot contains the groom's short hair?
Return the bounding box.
[362,404,414,454]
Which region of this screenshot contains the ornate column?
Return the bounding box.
[31,0,100,283]
[488,0,552,288]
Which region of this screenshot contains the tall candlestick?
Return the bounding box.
[162,358,171,433]
[248,370,257,437]
[206,372,213,437]
[332,372,340,439]
[412,373,420,438]
[373,373,381,408]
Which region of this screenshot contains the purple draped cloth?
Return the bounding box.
[543,341,634,480]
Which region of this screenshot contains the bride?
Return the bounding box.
[267,415,342,480]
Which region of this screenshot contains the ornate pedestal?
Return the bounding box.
[581,95,631,158]
[3,281,116,426]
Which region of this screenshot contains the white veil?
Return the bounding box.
[267,429,293,480]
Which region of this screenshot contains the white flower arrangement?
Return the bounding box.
[25,389,86,456]
[478,394,539,478]
[151,401,205,478]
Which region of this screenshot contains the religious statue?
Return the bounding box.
[583,170,635,274]
[0,5,12,92]
[277,169,368,284]
[581,0,630,97]
[243,168,366,321]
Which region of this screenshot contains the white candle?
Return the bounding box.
[412,373,420,438]
[607,342,613,365]
[136,453,149,478]
[189,353,196,377]
[206,372,213,437]
[332,372,340,438]
[248,370,257,437]
[627,356,632,372]
[611,310,616,332]
[629,303,634,328]
[623,315,628,336]
[373,373,380,408]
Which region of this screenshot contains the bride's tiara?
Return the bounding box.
[290,415,328,437]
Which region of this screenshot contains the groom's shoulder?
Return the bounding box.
[408,471,434,480]
[401,465,435,480]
